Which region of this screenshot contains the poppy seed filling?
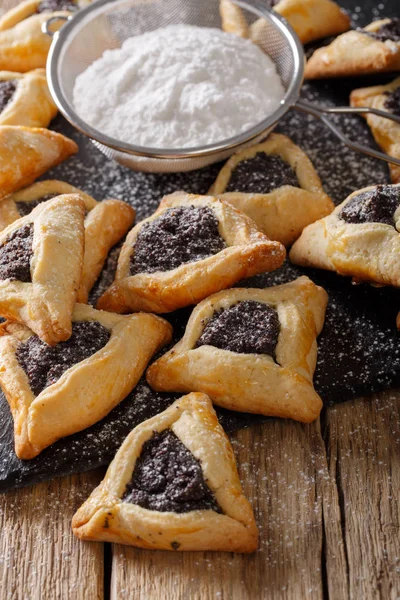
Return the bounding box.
[0,223,34,283]
[16,194,59,218]
[0,80,17,113]
[362,18,400,42]
[196,300,280,357]
[123,429,222,513]
[226,153,299,194]
[36,0,77,13]
[16,321,111,396]
[130,205,226,275]
[384,88,400,117]
[339,185,400,226]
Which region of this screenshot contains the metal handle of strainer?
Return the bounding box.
[294,100,400,168]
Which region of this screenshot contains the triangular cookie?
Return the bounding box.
[290,184,400,287]
[97,193,285,314]
[206,133,334,246]
[0,126,78,198]
[305,18,400,79]
[72,392,258,552]
[0,69,57,128]
[219,0,249,38]
[0,194,85,344]
[350,77,400,184]
[147,277,327,423]
[250,0,350,45]
[0,304,172,459]
[0,180,136,303]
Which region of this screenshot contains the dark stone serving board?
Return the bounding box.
[1,0,399,492]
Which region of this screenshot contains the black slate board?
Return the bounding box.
[1,0,399,492]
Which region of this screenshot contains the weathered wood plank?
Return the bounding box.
[110,420,329,600]
[323,393,400,600]
[0,470,104,600]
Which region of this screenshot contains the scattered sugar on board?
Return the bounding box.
[73,24,284,149]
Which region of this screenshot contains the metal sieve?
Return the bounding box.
[45,0,400,173]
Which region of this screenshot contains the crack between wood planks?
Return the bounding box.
[104,543,112,600]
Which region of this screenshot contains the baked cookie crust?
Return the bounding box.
[305,19,400,79]
[207,133,334,246]
[0,194,85,344]
[0,304,172,459]
[147,276,327,423]
[0,126,78,199]
[72,392,258,552]
[350,77,400,185]
[290,184,400,287]
[98,193,285,314]
[0,69,57,127]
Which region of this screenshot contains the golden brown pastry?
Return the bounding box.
[0,69,57,127]
[350,77,400,184]
[0,0,88,72]
[290,184,400,287]
[250,0,350,46]
[72,392,258,552]
[0,126,78,199]
[97,193,286,314]
[0,180,136,303]
[0,303,172,459]
[305,18,400,79]
[147,277,327,423]
[0,194,85,345]
[206,133,334,246]
[219,0,249,38]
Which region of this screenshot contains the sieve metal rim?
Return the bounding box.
[45,0,304,160]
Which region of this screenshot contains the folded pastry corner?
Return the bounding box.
[290,183,400,287]
[350,76,400,185]
[0,194,86,344]
[0,69,57,127]
[0,126,78,199]
[219,0,249,38]
[72,392,258,553]
[206,133,334,246]
[0,304,172,459]
[147,276,327,423]
[251,0,350,46]
[305,18,400,79]
[97,193,285,314]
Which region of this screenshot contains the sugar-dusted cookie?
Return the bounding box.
[72,392,258,552]
[350,77,400,185]
[250,0,350,46]
[305,18,400,79]
[0,69,57,127]
[0,0,89,72]
[0,180,135,303]
[290,184,400,287]
[147,277,327,423]
[0,304,172,459]
[0,126,78,199]
[97,193,285,314]
[0,194,86,344]
[206,133,334,246]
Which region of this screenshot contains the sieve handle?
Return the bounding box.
[293,99,400,168]
[41,15,71,37]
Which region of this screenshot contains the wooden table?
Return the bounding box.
[0,0,400,597]
[1,392,399,599]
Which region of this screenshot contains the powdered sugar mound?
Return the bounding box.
[73,24,285,148]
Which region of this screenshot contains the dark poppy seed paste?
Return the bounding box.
[130,206,226,275]
[196,300,280,357]
[16,194,59,218]
[36,0,77,12]
[0,223,34,283]
[16,321,110,396]
[339,185,400,226]
[123,429,222,513]
[0,80,17,113]
[225,153,299,194]
[362,18,400,42]
[384,88,400,117]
